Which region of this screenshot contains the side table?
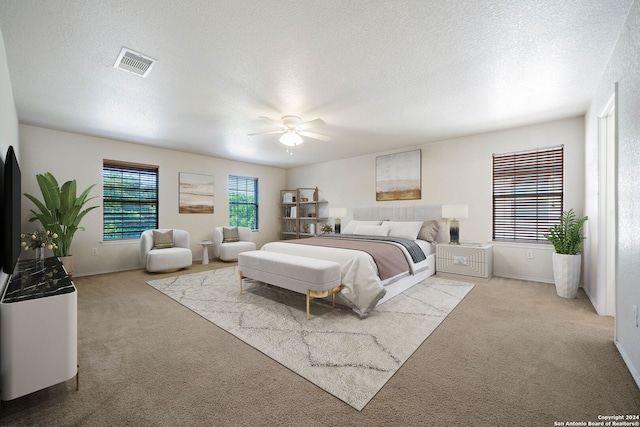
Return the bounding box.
[436,243,493,281]
[198,240,213,265]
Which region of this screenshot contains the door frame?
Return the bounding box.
[596,83,618,317]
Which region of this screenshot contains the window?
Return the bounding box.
[493,146,563,243]
[228,175,258,230]
[103,160,159,240]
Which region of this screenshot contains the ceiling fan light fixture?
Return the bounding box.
[279,129,304,146]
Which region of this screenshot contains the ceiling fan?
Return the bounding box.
[248,115,331,147]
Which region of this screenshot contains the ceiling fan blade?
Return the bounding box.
[298,118,326,131]
[299,130,332,141]
[258,116,287,128]
[247,129,285,136]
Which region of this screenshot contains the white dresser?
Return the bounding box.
[1,257,77,401]
[436,243,493,280]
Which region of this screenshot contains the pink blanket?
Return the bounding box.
[283,237,409,280]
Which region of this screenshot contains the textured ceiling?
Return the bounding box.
[0,0,633,168]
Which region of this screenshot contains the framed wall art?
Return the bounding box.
[179,172,214,213]
[376,149,422,201]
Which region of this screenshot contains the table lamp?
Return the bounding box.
[442,204,468,244]
[329,207,347,234]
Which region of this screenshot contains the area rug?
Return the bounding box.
[147,267,474,410]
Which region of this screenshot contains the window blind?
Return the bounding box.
[493,146,563,242]
[228,175,258,230]
[103,160,159,240]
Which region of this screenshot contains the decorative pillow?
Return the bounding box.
[354,224,390,236]
[381,221,424,241]
[153,229,174,249]
[418,220,440,242]
[342,220,383,234]
[222,227,240,243]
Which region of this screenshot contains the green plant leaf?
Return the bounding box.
[36,173,61,212]
[76,184,97,205]
[24,194,53,221]
[543,208,588,255]
[23,173,99,257]
[71,206,99,228]
[60,180,77,215]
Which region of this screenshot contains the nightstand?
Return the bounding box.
[436,243,493,280]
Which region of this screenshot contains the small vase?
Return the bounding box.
[35,247,45,271]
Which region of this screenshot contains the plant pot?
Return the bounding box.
[60,255,74,278]
[552,252,581,298]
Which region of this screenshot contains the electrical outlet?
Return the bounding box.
[634,305,638,327]
[91,247,98,256]
[526,251,534,259]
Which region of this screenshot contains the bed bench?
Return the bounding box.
[238,251,343,319]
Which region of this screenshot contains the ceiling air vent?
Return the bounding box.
[114,48,156,77]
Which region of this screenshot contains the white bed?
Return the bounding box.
[262,204,447,317]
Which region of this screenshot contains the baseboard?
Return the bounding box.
[492,272,553,284]
[72,265,150,278]
[66,262,207,278]
[436,272,490,283]
[583,285,600,315]
[615,340,640,389]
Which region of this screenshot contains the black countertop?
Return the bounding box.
[2,257,75,303]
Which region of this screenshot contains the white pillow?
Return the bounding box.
[381,221,424,240]
[342,220,383,234]
[354,224,390,236]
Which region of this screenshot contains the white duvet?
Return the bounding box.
[261,240,427,316]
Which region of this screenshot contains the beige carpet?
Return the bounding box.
[0,262,638,426]
[146,267,474,410]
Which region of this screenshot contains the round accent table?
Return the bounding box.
[198,240,213,265]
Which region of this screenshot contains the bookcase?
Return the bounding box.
[280,187,328,239]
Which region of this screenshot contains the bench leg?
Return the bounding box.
[239,273,342,320]
[306,285,344,320]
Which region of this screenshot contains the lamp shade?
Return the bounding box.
[442,204,468,219]
[279,130,304,146]
[329,207,347,218]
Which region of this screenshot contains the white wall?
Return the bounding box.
[19,125,287,277]
[0,27,19,291]
[0,31,17,160]
[287,116,585,284]
[585,0,640,387]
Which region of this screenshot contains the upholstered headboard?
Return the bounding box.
[352,205,447,243]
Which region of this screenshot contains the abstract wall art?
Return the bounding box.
[376,149,422,201]
[179,172,214,213]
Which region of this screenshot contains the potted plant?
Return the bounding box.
[543,209,588,298]
[24,172,98,276]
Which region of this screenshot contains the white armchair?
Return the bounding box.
[213,226,256,262]
[140,229,193,272]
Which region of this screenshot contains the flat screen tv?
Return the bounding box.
[2,146,21,274]
[0,153,4,273]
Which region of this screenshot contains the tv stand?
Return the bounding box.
[0,257,78,400]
